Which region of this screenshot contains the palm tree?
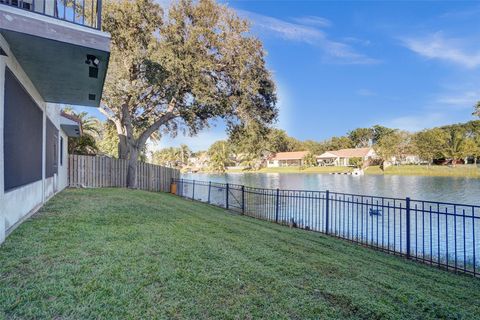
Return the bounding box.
[179,144,191,166]
[442,128,466,167]
[62,107,100,155]
[208,141,231,172]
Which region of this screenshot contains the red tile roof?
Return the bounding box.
[271,151,309,160]
[318,147,373,158]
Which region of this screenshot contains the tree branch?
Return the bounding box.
[136,98,178,149]
[98,103,118,122]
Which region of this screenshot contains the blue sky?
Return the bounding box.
[76,1,480,151]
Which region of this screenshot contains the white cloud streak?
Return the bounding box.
[239,10,378,65]
[292,16,331,28]
[435,90,480,109]
[384,113,448,132]
[402,32,480,68]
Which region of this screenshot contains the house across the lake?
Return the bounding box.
[317,147,377,167]
[267,151,309,167]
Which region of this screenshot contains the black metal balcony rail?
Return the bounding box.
[0,0,102,30]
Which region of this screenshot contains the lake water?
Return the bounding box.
[182,172,480,205]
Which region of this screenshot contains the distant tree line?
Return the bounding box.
[176,120,480,172]
[65,107,480,173]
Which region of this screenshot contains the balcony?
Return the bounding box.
[0,0,101,29]
[0,0,110,107]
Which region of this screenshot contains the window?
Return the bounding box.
[4,67,43,191]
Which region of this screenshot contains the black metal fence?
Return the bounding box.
[0,0,102,29]
[174,178,480,277]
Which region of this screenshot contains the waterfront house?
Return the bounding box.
[316,147,377,167]
[187,152,210,172]
[267,151,309,167]
[391,154,422,165]
[0,0,110,243]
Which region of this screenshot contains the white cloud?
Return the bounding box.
[239,10,378,65]
[292,16,331,28]
[435,90,480,109]
[384,113,448,132]
[402,32,480,68]
[343,37,371,47]
[239,10,324,44]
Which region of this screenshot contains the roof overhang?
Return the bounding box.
[317,152,338,159]
[276,157,303,161]
[60,114,82,137]
[0,5,110,107]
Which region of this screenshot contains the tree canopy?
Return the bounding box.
[100,0,277,187]
[348,128,372,148]
[413,128,446,164]
[208,140,232,172]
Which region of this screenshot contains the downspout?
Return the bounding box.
[42,105,46,203]
[0,57,6,244]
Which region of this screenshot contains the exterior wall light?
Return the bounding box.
[85,54,100,67]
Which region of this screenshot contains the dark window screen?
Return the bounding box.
[46,118,58,177]
[4,67,43,191]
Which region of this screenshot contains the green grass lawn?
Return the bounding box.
[228,166,353,174]
[1,189,480,319]
[366,164,480,178]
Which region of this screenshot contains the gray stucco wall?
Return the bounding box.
[0,34,70,243]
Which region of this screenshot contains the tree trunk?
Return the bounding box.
[104,99,177,189]
[118,134,129,159]
[126,147,139,189]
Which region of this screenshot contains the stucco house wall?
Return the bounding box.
[0,34,70,243]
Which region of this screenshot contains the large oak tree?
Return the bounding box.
[100,0,277,187]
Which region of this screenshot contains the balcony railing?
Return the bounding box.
[0,0,102,30]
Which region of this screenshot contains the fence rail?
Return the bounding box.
[173,178,480,277]
[69,154,179,192]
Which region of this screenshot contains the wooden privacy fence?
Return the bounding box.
[69,155,180,192]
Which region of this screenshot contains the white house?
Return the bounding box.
[391,154,422,165]
[0,1,110,244]
[317,147,377,167]
[267,151,310,167]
